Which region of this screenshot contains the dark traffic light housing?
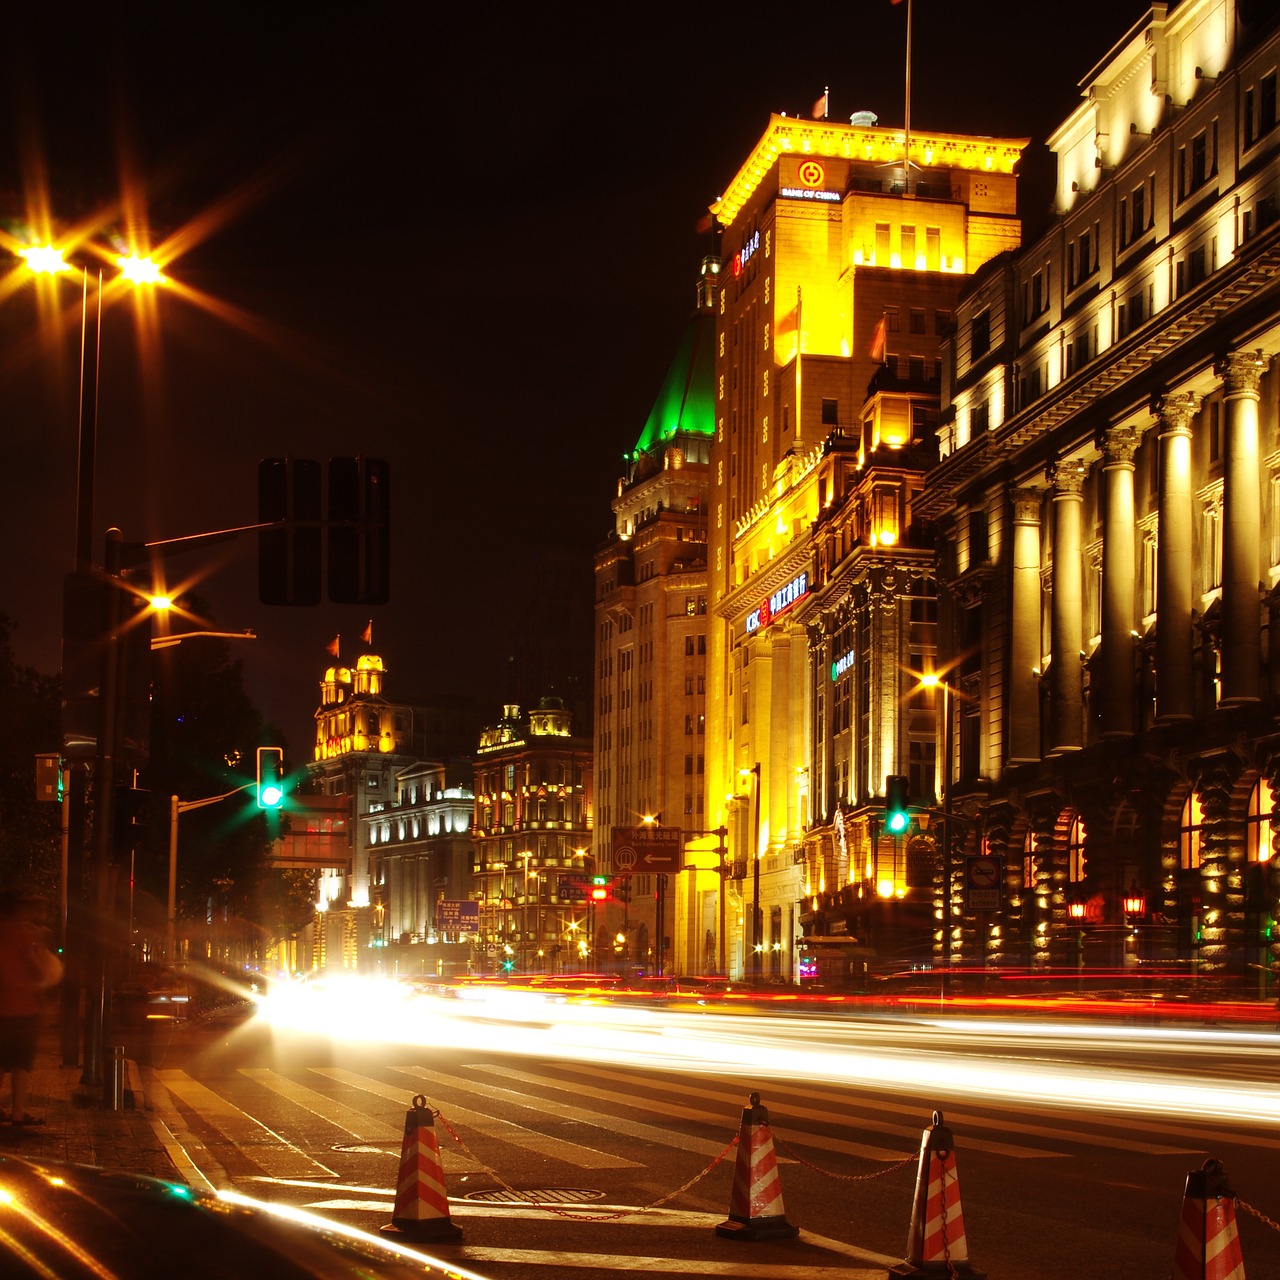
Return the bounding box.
[256,747,285,809]
[257,456,389,606]
[328,456,390,606]
[113,784,149,853]
[884,774,910,835]
[258,459,322,606]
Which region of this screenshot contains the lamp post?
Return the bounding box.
[920,674,953,980]
[739,764,762,983]
[519,851,533,973]
[18,246,165,1072]
[1068,899,1086,989]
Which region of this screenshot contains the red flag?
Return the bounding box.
[325,635,340,658]
[361,620,373,645]
[870,315,887,362]
[811,90,828,120]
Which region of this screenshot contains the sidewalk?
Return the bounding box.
[0,1018,184,1181]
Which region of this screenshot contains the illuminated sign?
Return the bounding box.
[745,571,809,633]
[830,650,855,681]
[733,229,761,277]
[780,187,841,203]
[797,160,825,186]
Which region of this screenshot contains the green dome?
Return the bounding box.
[631,308,715,458]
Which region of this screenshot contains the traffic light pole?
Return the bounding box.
[168,782,262,962]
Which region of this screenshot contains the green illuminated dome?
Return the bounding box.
[631,307,715,458]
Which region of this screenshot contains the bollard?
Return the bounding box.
[105,1045,125,1111]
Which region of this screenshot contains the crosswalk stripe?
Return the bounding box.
[394,1066,641,1169]
[155,1069,336,1179]
[780,1082,1200,1157]
[312,1066,629,1172]
[237,1068,403,1143]
[537,1064,1045,1161]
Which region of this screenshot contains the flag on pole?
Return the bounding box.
[361,620,373,645]
[326,635,340,658]
[811,88,829,120]
[870,314,887,362]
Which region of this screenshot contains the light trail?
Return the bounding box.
[252,976,1280,1128]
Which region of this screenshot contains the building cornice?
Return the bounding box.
[712,114,1028,230]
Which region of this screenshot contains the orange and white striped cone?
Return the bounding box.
[888,1110,985,1278]
[714,1091,799,1241]
[380,1093,463,1243]
[1172,1158,1246,1280]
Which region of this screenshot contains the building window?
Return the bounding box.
[1247,778,1275,862]
[971,310,990,359]
[875,223,891,263]
[909,307,926,334]
[821,398,839,426]
[1141,531,1158,616]
[1180,791,1203,871]
[1067,814,1086,883]
[1202,501,1223,591]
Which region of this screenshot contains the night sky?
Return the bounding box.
[0,1,1151,758]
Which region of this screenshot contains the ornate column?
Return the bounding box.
[1218,350,1268,704]
[1049,461,1085,752]
[1100,425,1140,736]
[1155,392,1199,720]
[1009,487,1043,762]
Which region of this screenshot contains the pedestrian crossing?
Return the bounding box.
[146,1052,1234,1193]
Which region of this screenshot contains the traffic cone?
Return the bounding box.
[715,1091,799,1241]
[1172,1158,1246,1280]
[380,1093,463,1243]
[887,1110,984,1278]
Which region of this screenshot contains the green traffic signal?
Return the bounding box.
[256,747,285,808]
[884,774,910,835]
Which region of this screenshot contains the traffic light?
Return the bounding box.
[113,784,149,853]
[589,875,611,903]
[328,456,390,605]
[884,774,910,835]
[256,747,285,808]
[258,458,323,606]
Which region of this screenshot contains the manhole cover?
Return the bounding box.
[463,1187,605,1204]
[332,1144,396,1155]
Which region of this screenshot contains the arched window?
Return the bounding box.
[1247,778,1275,863]
[1180,792,1203,870]
[1068,814,1086,883]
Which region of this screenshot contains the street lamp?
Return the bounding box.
[16,242,166,1074]
[920,673,954,977]
[739,764,762,983]
[519,851,533,973]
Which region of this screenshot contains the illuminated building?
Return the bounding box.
[472,699,594,973]
[594,263,717,973]
[306,645,480,972]
[703,110,1027,979]
[920,0,1280,983]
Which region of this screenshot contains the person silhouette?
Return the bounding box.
[0,892,56,1124]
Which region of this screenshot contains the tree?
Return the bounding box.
[0,614,61,899]
[139,595,293,956]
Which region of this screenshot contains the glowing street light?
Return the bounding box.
[19,244,70,274]
[116,253,166,287]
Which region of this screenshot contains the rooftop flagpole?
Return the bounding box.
[902,0,912,191]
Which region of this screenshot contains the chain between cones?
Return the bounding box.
[432,1103,741,1221]
[1239,1197,1280,1235]
[772,1132,917,1182]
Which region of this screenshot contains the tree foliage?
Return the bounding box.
[135,595,314,939]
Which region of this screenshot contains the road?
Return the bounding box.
[131,984,1280,1279]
